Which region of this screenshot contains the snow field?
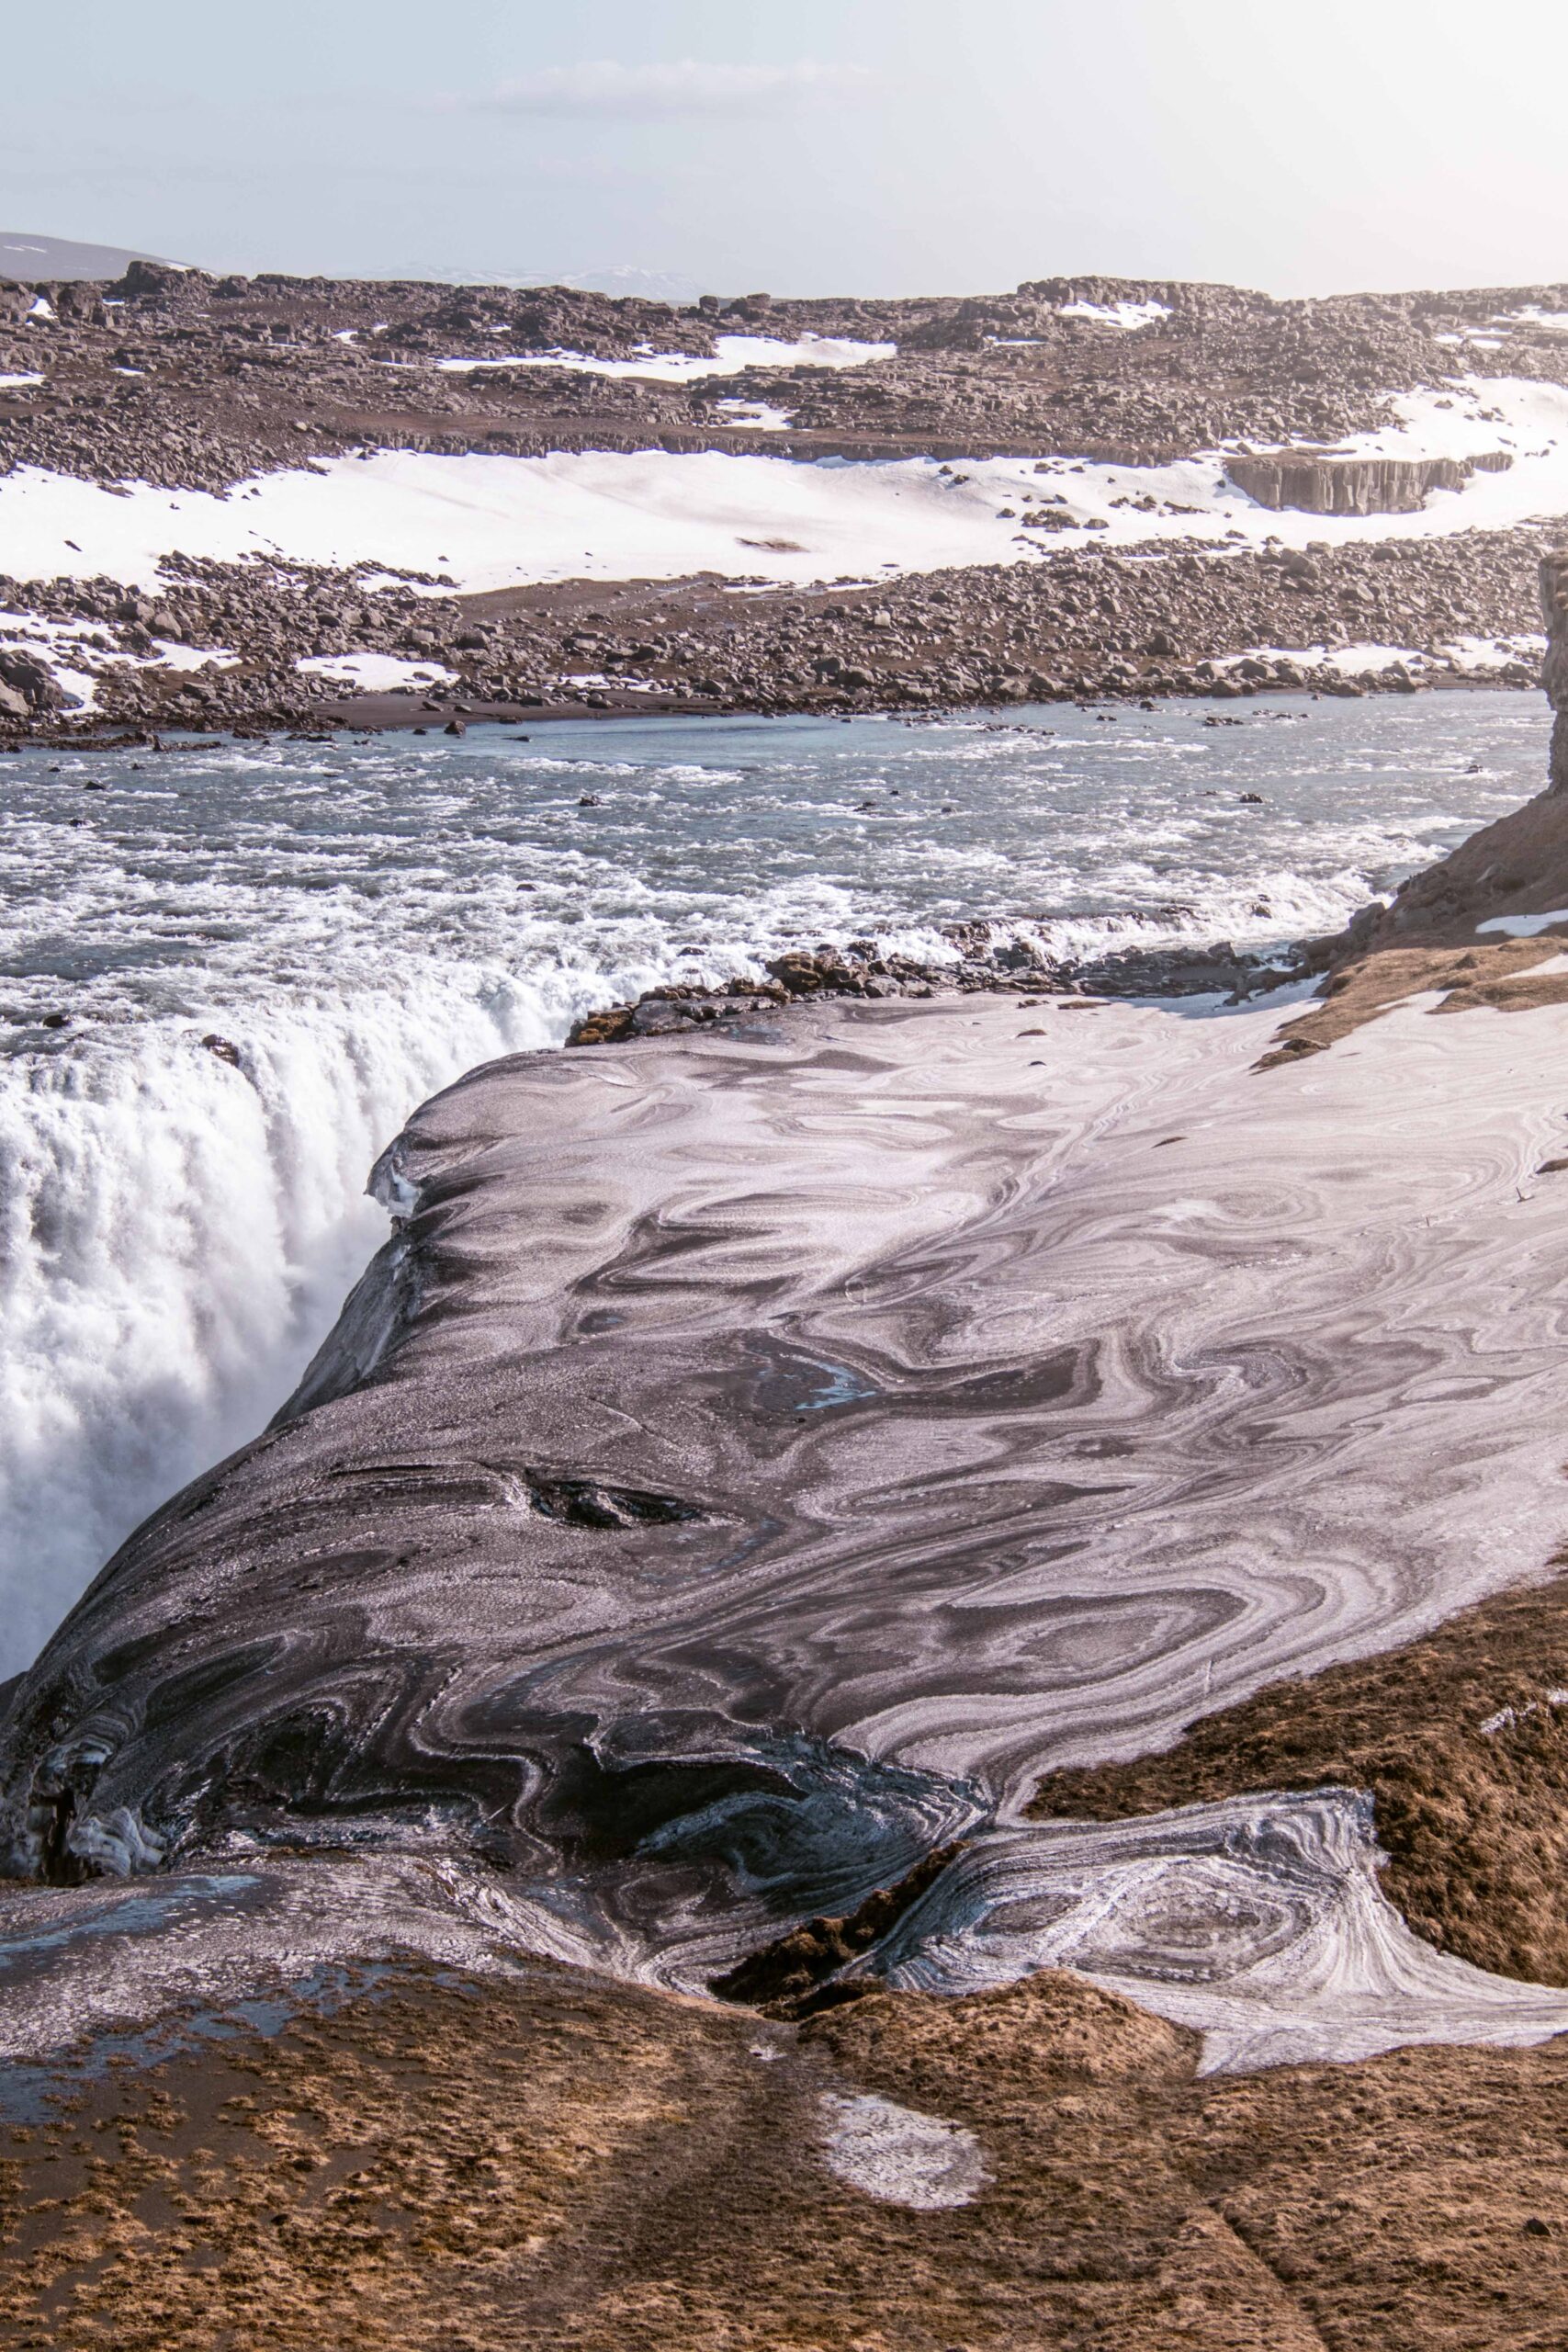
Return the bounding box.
[1,377,1566,596]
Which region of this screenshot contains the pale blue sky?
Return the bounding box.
[4,0,1567,296]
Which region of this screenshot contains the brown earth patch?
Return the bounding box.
[8,1956,1568,2349]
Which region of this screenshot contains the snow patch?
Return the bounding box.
[297,651,458,692]
[5,377,1568,594]
[1218,636,1541,681]
[817,2093,988,2210]
[559,670,661,695]
[0,611,237,711]
[1496,307,1568,334]
[1476,909,1568,938]
[1058,298,1171,331]
[1480,1688,1568,1735]
[432,333,895,381]
[1437,632,1548,669]
[714,398,795,431]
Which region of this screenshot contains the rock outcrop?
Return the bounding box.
[1543,545,1568,792]
[1228,448,1512,515]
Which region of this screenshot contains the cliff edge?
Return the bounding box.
[1261,546,1568,1064]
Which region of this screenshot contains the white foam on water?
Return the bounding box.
[0,977,562,1671]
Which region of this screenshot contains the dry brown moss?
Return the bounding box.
[6,1958,1568,2351]
[1256,936,1568,1066]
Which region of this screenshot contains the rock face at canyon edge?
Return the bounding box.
[1226,448,1511,516]
[1544,546,1568,791]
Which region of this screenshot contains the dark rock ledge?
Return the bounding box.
[565,931,1314,1048]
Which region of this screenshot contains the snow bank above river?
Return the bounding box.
[3,377,1566,594]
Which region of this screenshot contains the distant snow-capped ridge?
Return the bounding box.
[0,231,183,282]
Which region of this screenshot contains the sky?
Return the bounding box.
[4,0,1568,298]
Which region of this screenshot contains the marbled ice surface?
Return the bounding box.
[4,986,1568,2045]
[863,1791,1568,2073]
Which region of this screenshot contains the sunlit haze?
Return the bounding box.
[5,0,1568,295]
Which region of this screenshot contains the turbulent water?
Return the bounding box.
[0,693,1550,1672]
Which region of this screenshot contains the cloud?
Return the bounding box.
[457,59,872,119]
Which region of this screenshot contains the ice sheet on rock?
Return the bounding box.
[817,2092,989,2209]
[9,988,1568,1989]
[864,1792,1568,2073]
[0,1857,555,2068]
[0,371,43,390]
[1476,908,1568,936]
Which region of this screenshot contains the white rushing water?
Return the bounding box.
[0,695,1550,1673]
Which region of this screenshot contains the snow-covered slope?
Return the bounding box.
[3,379,1566,594]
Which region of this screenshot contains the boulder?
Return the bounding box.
[0,650,67,711]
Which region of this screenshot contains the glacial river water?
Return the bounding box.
[0,693,1551,1672]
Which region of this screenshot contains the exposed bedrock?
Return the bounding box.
[1226,447,1511,515]
[1545,544,1568,792]
[5,988,1568,2013]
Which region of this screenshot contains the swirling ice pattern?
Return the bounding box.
[862,1791,1568,2072]
[5,988,1568,2055]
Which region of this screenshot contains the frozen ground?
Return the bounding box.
[3,377,1566,595]
[0,371,1561,597]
